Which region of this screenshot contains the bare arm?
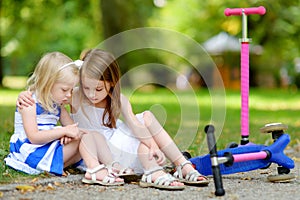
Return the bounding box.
[20,104,80,145]
[59,106,75,126]
[17,90,73,111]
[120,94,166,164]
[121,94,163,149]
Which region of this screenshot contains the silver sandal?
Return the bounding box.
[82,164,124,186]
[109,161,141,182]
[139,166,185,190]
[173,160,209,186]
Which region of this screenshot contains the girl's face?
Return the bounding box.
[51,77,78,105]
[82,76,111,107]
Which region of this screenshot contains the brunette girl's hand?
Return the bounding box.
[17,91,34,109]
[149,146,166,166]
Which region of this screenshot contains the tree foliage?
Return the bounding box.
[1,0,299,87]
[1,0,101,77]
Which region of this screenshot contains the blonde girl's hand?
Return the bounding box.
[64,123,81,138]
[149,147,166,166]
[59,126,87,144]
[60,136,73,145]
[16,91,34,109]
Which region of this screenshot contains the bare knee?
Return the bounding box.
[82,131,105,141]
[91,131,105,139]
[138,142,149,154]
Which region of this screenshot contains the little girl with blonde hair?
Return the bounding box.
[5,52,83,175]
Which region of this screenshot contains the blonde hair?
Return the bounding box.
[79,49,121,128]
[27,52,79,113]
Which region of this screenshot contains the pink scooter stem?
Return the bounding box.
[225,7,266,144]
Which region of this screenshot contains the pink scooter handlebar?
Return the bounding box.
[224,6,266,16]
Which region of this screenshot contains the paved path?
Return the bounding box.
[1,161,299,200]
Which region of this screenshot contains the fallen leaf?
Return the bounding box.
[16,185,35,193]
[46,183,55,190]
[35,185,43,190]
[98,188,106,192]
[30,178,38,183]
[208,191,215,198]
[241,177,252,180]
[54,181,62,186]
[114,187,125,191]
[260,169,271,174]
[292,157,300,162]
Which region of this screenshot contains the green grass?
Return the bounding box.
[1,87,300,184]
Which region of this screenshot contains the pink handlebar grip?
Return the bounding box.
[224,6,266,16]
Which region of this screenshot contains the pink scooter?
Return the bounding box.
[189,6,295,196]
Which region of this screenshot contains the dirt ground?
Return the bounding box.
[1,159,300,200]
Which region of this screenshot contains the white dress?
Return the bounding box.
[71,104,144,174]
[5,95,64,175]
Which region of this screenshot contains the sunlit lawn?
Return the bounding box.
[1,86,300,183]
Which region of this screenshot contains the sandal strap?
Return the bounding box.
[154,173,176,186]
[141,167,178,186]
[185,170,202,182]
[86,164,106,181]
[119,167,133,175]
[144,166,164,176]
[107,161,134,176]
[109,161,120,168]
[106,161,119,174]
[102,173,118,184]
[180,160,192,168]
[173,160,207,182]
[174,160,193,179]
[142,166,164,183]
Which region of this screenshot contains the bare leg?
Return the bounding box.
[79,132,123,182]
[143,111,205,180]
[63,139,82,168]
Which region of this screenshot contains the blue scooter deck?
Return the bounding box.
[190,134,294,176]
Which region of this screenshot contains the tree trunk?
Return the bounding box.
[0,1,3,87]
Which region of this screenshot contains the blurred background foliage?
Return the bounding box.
[1,0,300,88]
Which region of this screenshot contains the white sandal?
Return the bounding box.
[173,160,209,186]
[82,164,124,186]
[109,161,141,182]
[109,161,135,175]
[139,166,185,190]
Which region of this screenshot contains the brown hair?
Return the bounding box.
[79,49,121,128]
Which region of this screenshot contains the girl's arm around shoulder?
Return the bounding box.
[17,90,34,109]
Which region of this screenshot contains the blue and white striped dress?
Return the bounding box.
[4,94,64,175]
